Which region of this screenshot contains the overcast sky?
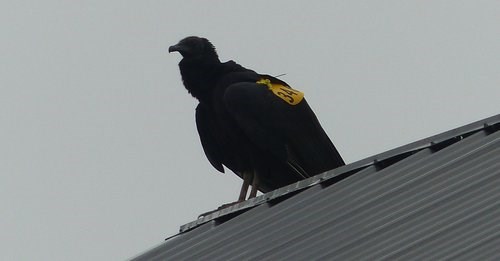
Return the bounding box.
[1,1,499,260]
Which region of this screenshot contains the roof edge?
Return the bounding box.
[178,113,500,233]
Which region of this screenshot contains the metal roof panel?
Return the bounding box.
[131,113,500,260]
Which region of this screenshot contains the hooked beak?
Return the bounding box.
[168,44,186,53]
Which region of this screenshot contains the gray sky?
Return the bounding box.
[1,1,499,260]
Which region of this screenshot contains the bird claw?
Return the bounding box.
[198,200,243,218]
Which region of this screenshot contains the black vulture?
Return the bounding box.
[169,36,344,202]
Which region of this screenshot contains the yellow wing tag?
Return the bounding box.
[256,79,304,105]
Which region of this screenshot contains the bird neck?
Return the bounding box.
[178,58,222,101]
[179,59,248,102]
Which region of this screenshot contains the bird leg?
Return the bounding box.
[199,170,257,217]
[249,172,259,198]
[238,171,252,201]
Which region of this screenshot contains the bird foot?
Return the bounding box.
[217,200,243,210]
[198,200,244,218]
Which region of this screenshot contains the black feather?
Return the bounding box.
[170,36,345,193]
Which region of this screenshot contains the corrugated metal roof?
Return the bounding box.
[132,114,500,261]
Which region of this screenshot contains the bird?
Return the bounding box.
[169,36,345,202]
